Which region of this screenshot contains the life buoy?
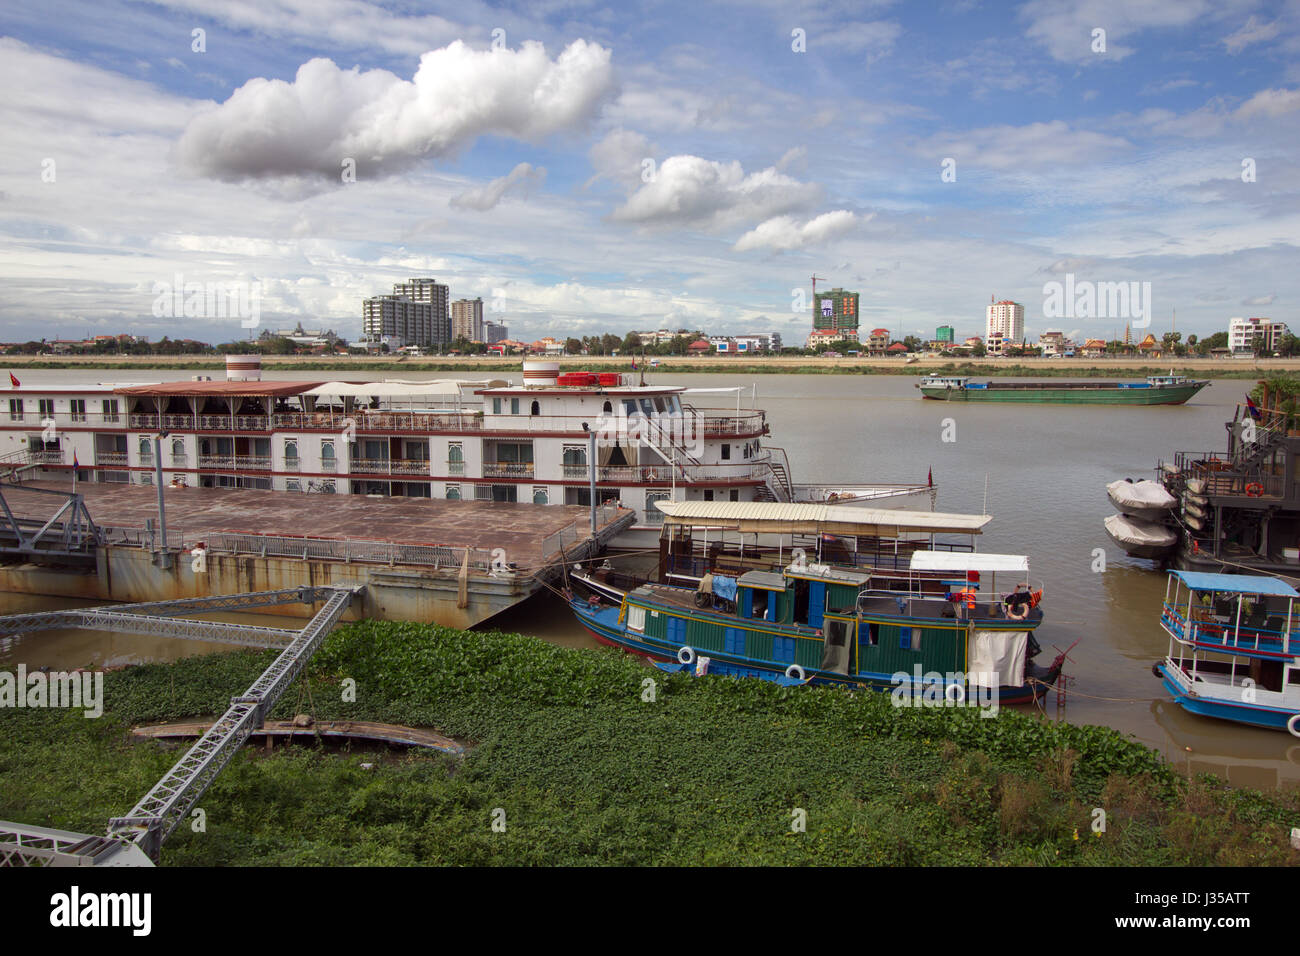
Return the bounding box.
[1246,482,1264,497]
[1006,602,1029,621]
[785,664,806,681]
[677,645,696,665]
[1288,713,1300,739]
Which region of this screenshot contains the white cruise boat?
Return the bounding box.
[0,357,933,548]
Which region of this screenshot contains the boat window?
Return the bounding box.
[653,396,666,412]
[511,398,520,415]
[531,400,540,416]
[622,399,637,416]
[751,589,769,620]
[603,401,612,414]
[866,623,879,646]
[627,606,646,632]
[721,444,730,460]
[640,398,655,416]
[826,619,849,647]
[898,626,920,651]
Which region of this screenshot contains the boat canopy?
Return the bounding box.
[909,551,1029,573]
[1169,571,1299,598]
[736,570,787,591]
[653,500,991,536]
[302,381,482,398]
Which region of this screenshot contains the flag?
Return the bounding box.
[72,450,79,470]
[7,372,18,388]
[1246,396,1262,421]
[927,466,933,488]
[631,358,637,370]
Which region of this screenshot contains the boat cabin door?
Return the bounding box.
[819,618,854,675]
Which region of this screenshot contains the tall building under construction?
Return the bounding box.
[813,287,860,338]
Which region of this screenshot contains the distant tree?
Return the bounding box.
[564,337,583,355]
[622,332,642,353]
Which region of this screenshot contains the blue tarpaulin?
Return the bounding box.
[711,575,738,601]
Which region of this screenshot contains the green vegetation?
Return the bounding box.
[3,622,1296,865]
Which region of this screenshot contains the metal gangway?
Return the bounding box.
[0,585,362,865]
[0,484,102,563]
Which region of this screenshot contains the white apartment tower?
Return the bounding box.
[363,278,451,348]
[985,298,1025,356]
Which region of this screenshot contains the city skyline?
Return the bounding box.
[0,1,1296,346]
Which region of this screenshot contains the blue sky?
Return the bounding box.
[0,0,1297,346]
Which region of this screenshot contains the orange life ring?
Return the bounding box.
[1245,482,1264,497]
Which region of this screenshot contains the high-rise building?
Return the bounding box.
[812,287,859,337]
[483,320,508,344]
[1229,317,1289,355]
[363,278,451,348]
[936,325,955,344]
[452,298,484,341]
[985,298,1024,356]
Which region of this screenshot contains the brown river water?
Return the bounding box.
[4,367,1299,789]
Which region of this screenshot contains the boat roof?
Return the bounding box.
[115,381,326,397]
[302,381,487,398]
[654,500,990,536]
[736,570,787,591]
[910,551,1028,573]
[784,564,875,586]
[1169,571,1299,598]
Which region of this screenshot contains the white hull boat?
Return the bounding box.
[1104,513,1177,558]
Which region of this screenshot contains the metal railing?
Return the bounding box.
[100,525,498,570]
[484,461,535,478]
[540,501,625,556]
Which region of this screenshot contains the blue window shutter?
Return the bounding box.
[899,626,912,650]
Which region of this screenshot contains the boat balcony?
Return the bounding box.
[349,458,430,476]
[1160,603,1297,660]
[197,454,272,471]
[484,461,534,478]
[1170,450,1285,500]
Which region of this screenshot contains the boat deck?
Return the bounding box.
[10,480,621,568]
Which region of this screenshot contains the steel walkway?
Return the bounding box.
[0,585,362,865]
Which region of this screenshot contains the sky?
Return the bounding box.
[1,0,1298,347]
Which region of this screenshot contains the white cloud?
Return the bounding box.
[450,162,546,211]
[1242,293,1276,306]
[177,39,615,181]
[1224,15,1281,54]
[1019,0,1213,64]
[733,211,859,252]
[611,155,821,229]
[1234,87,1300,121]
[587,127,656,188]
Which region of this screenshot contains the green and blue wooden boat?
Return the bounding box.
[917,372,1208,405]
[570,550,1065,705]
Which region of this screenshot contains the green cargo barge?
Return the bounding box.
[917,373,1208,405]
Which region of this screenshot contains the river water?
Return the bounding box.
[4,367,1298,789]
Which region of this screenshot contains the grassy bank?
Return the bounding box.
[2,622,1296,865]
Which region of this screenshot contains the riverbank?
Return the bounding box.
[5,354,1300,378]
[2,622,1295,865]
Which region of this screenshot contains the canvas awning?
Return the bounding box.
[653,500,990,537]
[909,551,1029,573]
[302,381,472,399]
